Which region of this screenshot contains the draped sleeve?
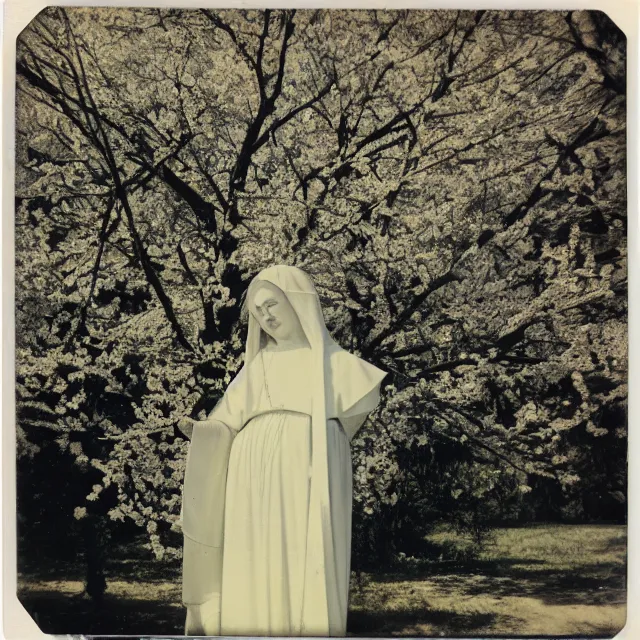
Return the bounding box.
[181,365,250,606]
[182,364,249,542]
[181,414,233,605]
[328,349,388,440]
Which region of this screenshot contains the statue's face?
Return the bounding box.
[250,283,302,344]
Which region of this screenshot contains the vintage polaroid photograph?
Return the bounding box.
[12,4,628,638]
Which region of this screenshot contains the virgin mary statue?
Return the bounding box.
[178,265,388,637]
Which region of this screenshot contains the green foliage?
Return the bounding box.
[15,8,626,567]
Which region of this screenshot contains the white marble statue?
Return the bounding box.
[178,265,387,637]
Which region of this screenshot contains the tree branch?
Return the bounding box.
[60,10,195,352]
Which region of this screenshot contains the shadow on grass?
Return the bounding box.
[467,563,625,607]
[595,535,627,557]
[19,535,183,586]
[18,535,185,635]
[367,557,626,608]
[347,607,502,637]
[105,556,183,584]
[18,543,85,583]
[18,589,185,636]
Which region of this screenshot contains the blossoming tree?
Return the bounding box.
[16,8,626,568]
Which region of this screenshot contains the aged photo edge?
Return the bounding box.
[2,0,638,639]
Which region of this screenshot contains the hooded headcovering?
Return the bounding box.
[181,265,387,634]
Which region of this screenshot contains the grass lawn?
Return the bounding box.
[17,523,626,637]
[348,524,626,637]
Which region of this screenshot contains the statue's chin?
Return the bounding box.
[268,327,288,342]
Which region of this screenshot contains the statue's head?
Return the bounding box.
[247,280,306,347]
[241,264,336,356]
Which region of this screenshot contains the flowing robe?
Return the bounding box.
[181,344,387,636]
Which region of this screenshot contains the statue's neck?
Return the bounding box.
[264,336,310,352]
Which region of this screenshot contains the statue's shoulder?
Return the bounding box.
[327,344,365,369]
[326,344,388,415]
[225,361,250,392]
[327,343,348,360]
[328,343,388,381]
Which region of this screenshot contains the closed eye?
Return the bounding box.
[257,299,278,315]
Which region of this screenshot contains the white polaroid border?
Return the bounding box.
[2,1,638,639]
